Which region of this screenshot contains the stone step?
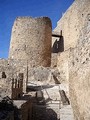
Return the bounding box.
[60,105,74,120]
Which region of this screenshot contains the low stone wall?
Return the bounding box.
[0,59,27,93]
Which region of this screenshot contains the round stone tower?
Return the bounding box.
[9,17,52,67]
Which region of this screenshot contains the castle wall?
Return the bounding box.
[52,0,90,83]
[52,0,87,74]
[52,1,79,83]
[51,0,80,82]
[52,0,90,119]
[0,78,12,98]
[53,1,79,51]
[0,59,27,97]
[9,17,52,67]
[69,0,90,119]
[57,50,69,83]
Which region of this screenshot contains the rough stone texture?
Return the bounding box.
[27,66,65,86]
[51,0,81,82]
[51,0,90,83]
[0,59,27,97]
[53,1,79,51]
[2,0,90,118]
[51,53,58,67]
[0,78,12,98]
[9,17,52,67]
[28,67,51,85]
[51,0,90,120]
[56,50,69,83]
[69,0,90,119]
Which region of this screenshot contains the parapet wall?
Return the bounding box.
[9,17,52,67]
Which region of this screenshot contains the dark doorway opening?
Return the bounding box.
[52,36,64,53]
[2,72,6,78]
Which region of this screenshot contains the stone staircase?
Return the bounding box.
[42,84,74,120]
[27,83,74,120]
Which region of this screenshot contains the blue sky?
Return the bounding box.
[0,0,74,58]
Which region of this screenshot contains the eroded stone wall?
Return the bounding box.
[0,59,27,98]
[51,0,90,119]
[0,78,12,98]
[9,17,52,67]
[52,0,90,83]
[51,0,80,83]
[57,50,69,83]
[53,1,79,51]
[69,0,90,119]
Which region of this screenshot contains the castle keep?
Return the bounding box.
[9,17,52,67]
[0,0,90,120]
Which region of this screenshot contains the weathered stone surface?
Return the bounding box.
[69,0,90,119]
[0,59,27,97]
[57,51,69,83]
[9,17,52,67]
[0,78,12,98]
[51,0,90,119]
[27,66,64,86]
[53,1,79,51]
[1,0,90,119]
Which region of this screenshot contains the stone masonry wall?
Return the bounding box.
[0,78,12,98]
[9,17,52,67]
[52,0,90,84]
[53,1,79,51]
[69,0,90,119]
[51,0,80,83]
[57,50,69,83]
[51,0,90,119]
[0,59,27,98]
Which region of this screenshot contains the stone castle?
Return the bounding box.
[0,0,90,120]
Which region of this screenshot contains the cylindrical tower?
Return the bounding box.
[9,17,52,67]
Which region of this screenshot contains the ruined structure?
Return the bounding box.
[52,0,90,119]
[69,0,90,120]
[9,17,52,67]
[0,0,90,120]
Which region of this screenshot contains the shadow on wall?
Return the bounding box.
[32,105,60,120]
[52,36,64,53]
[27,85,54,92]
